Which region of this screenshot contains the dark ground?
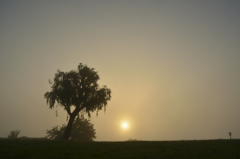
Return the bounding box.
[0,138,240,159]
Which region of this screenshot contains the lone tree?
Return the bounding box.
[46,117,96,141]
[44,63,111,140]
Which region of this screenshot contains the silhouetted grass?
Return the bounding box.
[0,138,240,158]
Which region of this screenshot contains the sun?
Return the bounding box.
[121,122,129,129]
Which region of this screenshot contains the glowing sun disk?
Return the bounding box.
[122,122,129,129]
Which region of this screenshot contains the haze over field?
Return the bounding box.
[0,0,240,141]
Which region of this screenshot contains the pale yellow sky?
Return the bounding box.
[0,0,240,141]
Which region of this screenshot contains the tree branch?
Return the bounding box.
[65,105,71,115]
[72,106,84,117]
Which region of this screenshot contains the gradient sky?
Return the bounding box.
[0,0,240,141]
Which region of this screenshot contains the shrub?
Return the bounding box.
[8,129,21,139]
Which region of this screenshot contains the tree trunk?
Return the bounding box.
[62,114,76,140]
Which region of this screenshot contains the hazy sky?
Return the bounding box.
[1,0,240,141]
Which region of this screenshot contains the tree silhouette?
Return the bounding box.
[44,63,111,140]
[46,117,96,141]
[8,130,21,139]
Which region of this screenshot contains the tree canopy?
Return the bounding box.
[44,63,111,140]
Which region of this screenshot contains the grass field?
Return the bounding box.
[0,139,240,159]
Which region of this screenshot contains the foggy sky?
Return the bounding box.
[0,0,240,141]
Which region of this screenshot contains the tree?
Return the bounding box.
[44,63,111,140]
[8,129,21,139]
[46,117,96,141]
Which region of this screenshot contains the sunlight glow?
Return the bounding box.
[121,122,129,129]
